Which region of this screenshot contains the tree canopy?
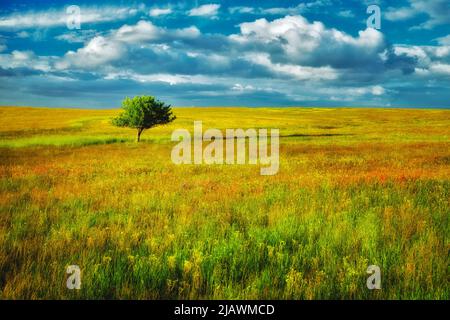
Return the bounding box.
[112,96,176,142]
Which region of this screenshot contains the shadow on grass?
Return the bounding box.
[0,133,355,148]
[0,136,131,148]
[183,133,355,141]
[281,133,354,138]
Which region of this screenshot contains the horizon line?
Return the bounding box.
[1,105,450,111]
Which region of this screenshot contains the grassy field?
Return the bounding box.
[0,106,449,299]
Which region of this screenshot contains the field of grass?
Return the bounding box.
[0,106,449,299]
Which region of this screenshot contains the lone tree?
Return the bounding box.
[112,96,176,142]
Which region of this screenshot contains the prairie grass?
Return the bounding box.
[0,106,449,299]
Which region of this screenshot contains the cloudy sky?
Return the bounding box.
[0,0,449,108]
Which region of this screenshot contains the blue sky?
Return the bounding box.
[0,0,449,108]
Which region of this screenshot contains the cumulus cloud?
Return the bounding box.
[114,20,164,42]
[0,49,53,72]
[56,36,125,69]
[230,15,386,69]
[188,4,220,17]
[394,43,450,73]
[56,21,200,69]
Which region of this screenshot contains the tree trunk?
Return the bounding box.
[137,128,143,142]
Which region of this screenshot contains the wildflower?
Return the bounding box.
[168,255,176,270]
[183,260,193,274]
[102,256,112,264]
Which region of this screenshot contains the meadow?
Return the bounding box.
[0,106,448,299]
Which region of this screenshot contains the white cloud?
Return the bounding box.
[395,44,450,62]
[16,31,30,38]
[393,44,450,76]
[261,4,306,15]
[56,21,200,69]
[331,86,385,100]
[248,53,338,81]
[230,16,385,69]
[228,7,255,14]
[430,63,450,75]
[0,50,53,71]
[385,7,417,21]
[188,4,220,17]
[56,36,125,69]
[0,6,141,30]
[434,46,450,58]
[114,21,200,43]
[261,1,330,15]
[149,8,172,17]
[371,85,385,95]
[231,83,255,91]
[11,50,33,61]
[337,10,355,18]
[105,72,214,85]
[394,46,428,60]
[385,0,450,29]
[55,30,98,43]
[410,0,450,29]
[229,1,329,16]
[309,84,387,102]
[0,44,6,52]
[436,35,450,46]
[115,20,162,42]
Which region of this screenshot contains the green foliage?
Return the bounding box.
[112,96,176,141]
